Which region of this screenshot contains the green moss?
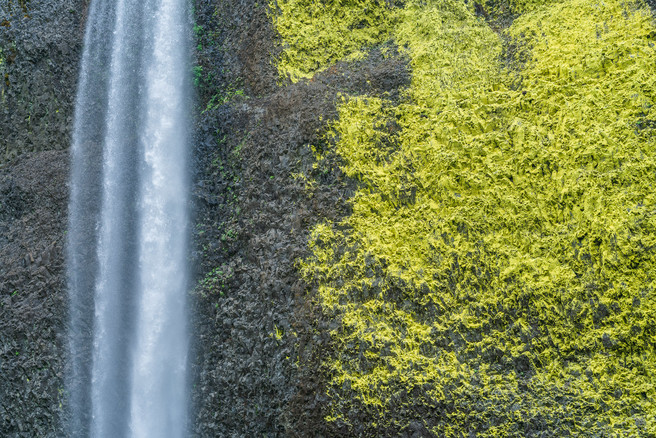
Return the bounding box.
[270,0,399,81]
[505,0,563,14]
[284,0,656,434]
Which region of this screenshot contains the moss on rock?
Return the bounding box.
[274,0,656,435]
[270,0,399,81]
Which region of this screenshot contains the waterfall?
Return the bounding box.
[67,0,191,436]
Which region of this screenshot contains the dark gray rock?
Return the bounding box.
[189,1,409,436]
[0,0,410,436]
[0,150,69,437]
[0,0,86,164]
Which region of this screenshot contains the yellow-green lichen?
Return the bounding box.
[283,0,656,435]
[504,0,563,14]
[270,0,399,81]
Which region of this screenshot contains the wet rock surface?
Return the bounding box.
[1,1,83,435]
[190,1,409,436]
[4,0,656,436]
[0,150,69,437]
[0,0,409,436]
[0,0,86,164]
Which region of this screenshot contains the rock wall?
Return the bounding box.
[274,0,656,435]
[0,0,85,164]
[1,0,84,435]
[0,151,69,436]
[1,0,357,435]
[188,0,405,435]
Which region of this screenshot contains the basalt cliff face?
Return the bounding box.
[3,0,656,437]
[1,0,398,435]
[189,1,408,435]
[1,0,83,434]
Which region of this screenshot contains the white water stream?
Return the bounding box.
[67,0,191,436]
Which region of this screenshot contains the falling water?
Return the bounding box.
[67,0,191,436]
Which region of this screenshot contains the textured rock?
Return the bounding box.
[1,1,84,435]
[0,0,85,164]
[0,150,69,437]
[189,0,409,435]
[0,0,409,436]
